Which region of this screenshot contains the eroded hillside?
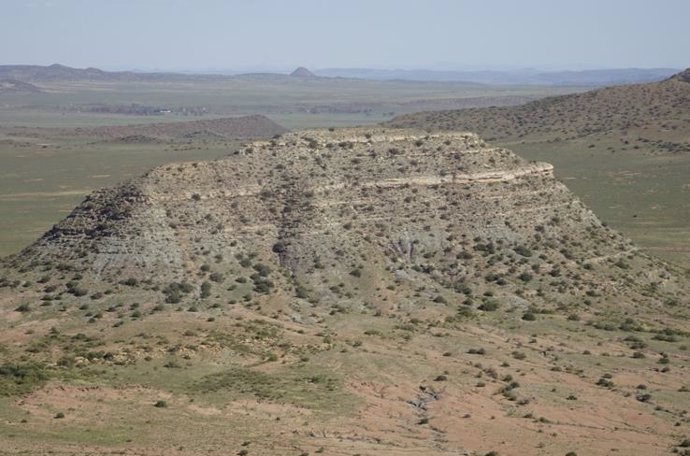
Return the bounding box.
[5,128,685,308]
[0,129,688,456]
[386,69,690,269]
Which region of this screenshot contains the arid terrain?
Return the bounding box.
[2,0,689,452]
[1,128,688,455]
[388,69,690,268]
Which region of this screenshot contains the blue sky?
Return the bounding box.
[1,0,688,71]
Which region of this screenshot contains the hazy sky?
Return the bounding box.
[2,0,688,71]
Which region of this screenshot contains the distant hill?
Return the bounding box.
[0,63,319,83]
[289,66,316,78]
[0,63,127,81]
[387,67,690,145]
[316,67,679,85]
[0,63,252,82]
[1,115,288,145]
[0,78,42,93]
[57,115,288,141]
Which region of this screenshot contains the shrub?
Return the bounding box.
[163,281,194,303]
[0,363,50,396]
[253,263,271,277]
[478,299,499,311]
[514,245,532,257]
[15,303,30,313]
[522,312,536,321]
[272,242,287,253]
[518,272,533,282]
[209,272,224,283]
[636,393,651,402]
[121,277,138,286]
[596,377,614,388]
[154,400,168,408]
[200,281,212,298]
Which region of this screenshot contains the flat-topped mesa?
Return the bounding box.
[5,128,684,310]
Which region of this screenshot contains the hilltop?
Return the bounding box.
[1,128,688,455]
[290,67,316,78]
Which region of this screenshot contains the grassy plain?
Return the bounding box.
[510,137,690,268]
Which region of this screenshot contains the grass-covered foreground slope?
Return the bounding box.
[0,128,688,456]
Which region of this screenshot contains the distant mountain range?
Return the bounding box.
[0,63,680,86]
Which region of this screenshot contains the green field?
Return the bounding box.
[507,137,690,269]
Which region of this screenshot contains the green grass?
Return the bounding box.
[507,136,690,269]
[0,363,50,396]
[192,364,349,412]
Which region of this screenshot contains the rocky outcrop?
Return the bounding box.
[5,128,685,308]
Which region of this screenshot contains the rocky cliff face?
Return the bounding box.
[5,128,685,313]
